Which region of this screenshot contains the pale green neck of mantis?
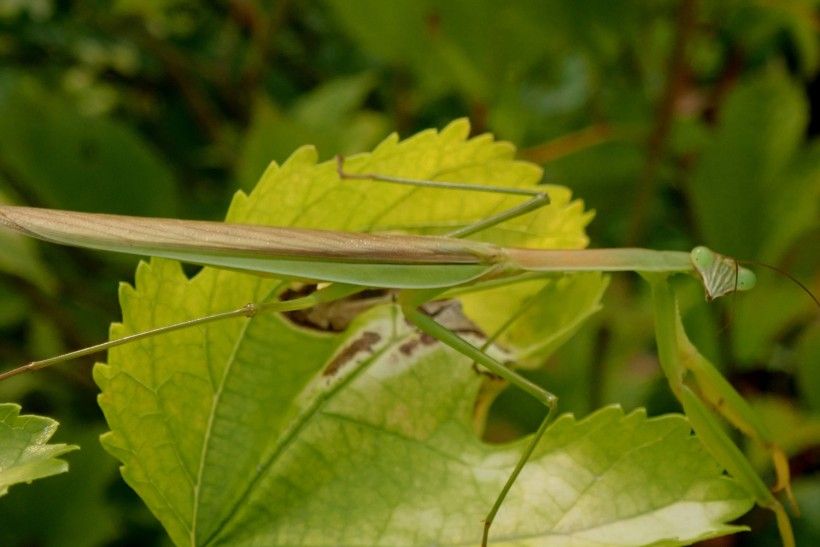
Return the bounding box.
[503,247,693,272]
[504,245,756,300]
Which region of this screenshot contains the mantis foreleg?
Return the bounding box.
[675,321,795,508]
[648,276,795,547]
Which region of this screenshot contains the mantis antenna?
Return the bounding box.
[741,259,820,308]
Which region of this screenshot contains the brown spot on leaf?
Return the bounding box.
[398,332,438,357]
[419,300,484,337]
[471,362,505,381]
[398,339,419,356]
[399,300,489,359]
[282,285,390,332]
[323,331,382,377]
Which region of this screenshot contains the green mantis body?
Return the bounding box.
[0,135,797,546]
[0,205,752,292]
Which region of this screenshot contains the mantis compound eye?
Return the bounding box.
[736,267,757,291]
[690,246,715,270]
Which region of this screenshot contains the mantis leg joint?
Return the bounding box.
[241,303,258,318]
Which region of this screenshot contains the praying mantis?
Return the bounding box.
[0,123,802,546]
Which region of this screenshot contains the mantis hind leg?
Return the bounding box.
[336,155,550,238]
[340,158,559,543]
[400,291,557,546]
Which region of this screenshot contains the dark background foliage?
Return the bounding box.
[0,1,818,545]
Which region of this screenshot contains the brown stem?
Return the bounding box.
[139,35,223,139]
[703,46,744,125]
[520,124,617,164]
[626,0,698,245]
[230,0,291,115]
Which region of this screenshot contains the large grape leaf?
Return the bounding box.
[93,122,752,544]
[0,403,77,497]
[97,298,752,545]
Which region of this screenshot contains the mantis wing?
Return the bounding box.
[0,205,494,289]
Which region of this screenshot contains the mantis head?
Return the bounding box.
[690,246,756,301]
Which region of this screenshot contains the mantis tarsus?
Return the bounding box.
[0,151,800,546]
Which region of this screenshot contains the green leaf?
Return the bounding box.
[687,70,808,259]
[247,119,602,352]
[324,0,563,103]
[328,120,600,356]
[0,424,119,547]
[744,397,820,474]
[0,403,78,497]
[98,300,752,546]
[0,76,178,216]
[460,272,609,366]
[797,322,820,412]
[761,141,820,261]
[794,478,820,544]
[725,2,820,76]
[94,122,749,544]
[236,74,389,191]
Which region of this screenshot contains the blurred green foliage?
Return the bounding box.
[0,1,817,545]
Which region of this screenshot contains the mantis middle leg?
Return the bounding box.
[0,283,364,382]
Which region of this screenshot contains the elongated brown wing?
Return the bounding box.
[0,206,499,288]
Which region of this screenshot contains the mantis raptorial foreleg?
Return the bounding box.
[399,289,557,547]
[648,275,795,547]
[675,316,796,506]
